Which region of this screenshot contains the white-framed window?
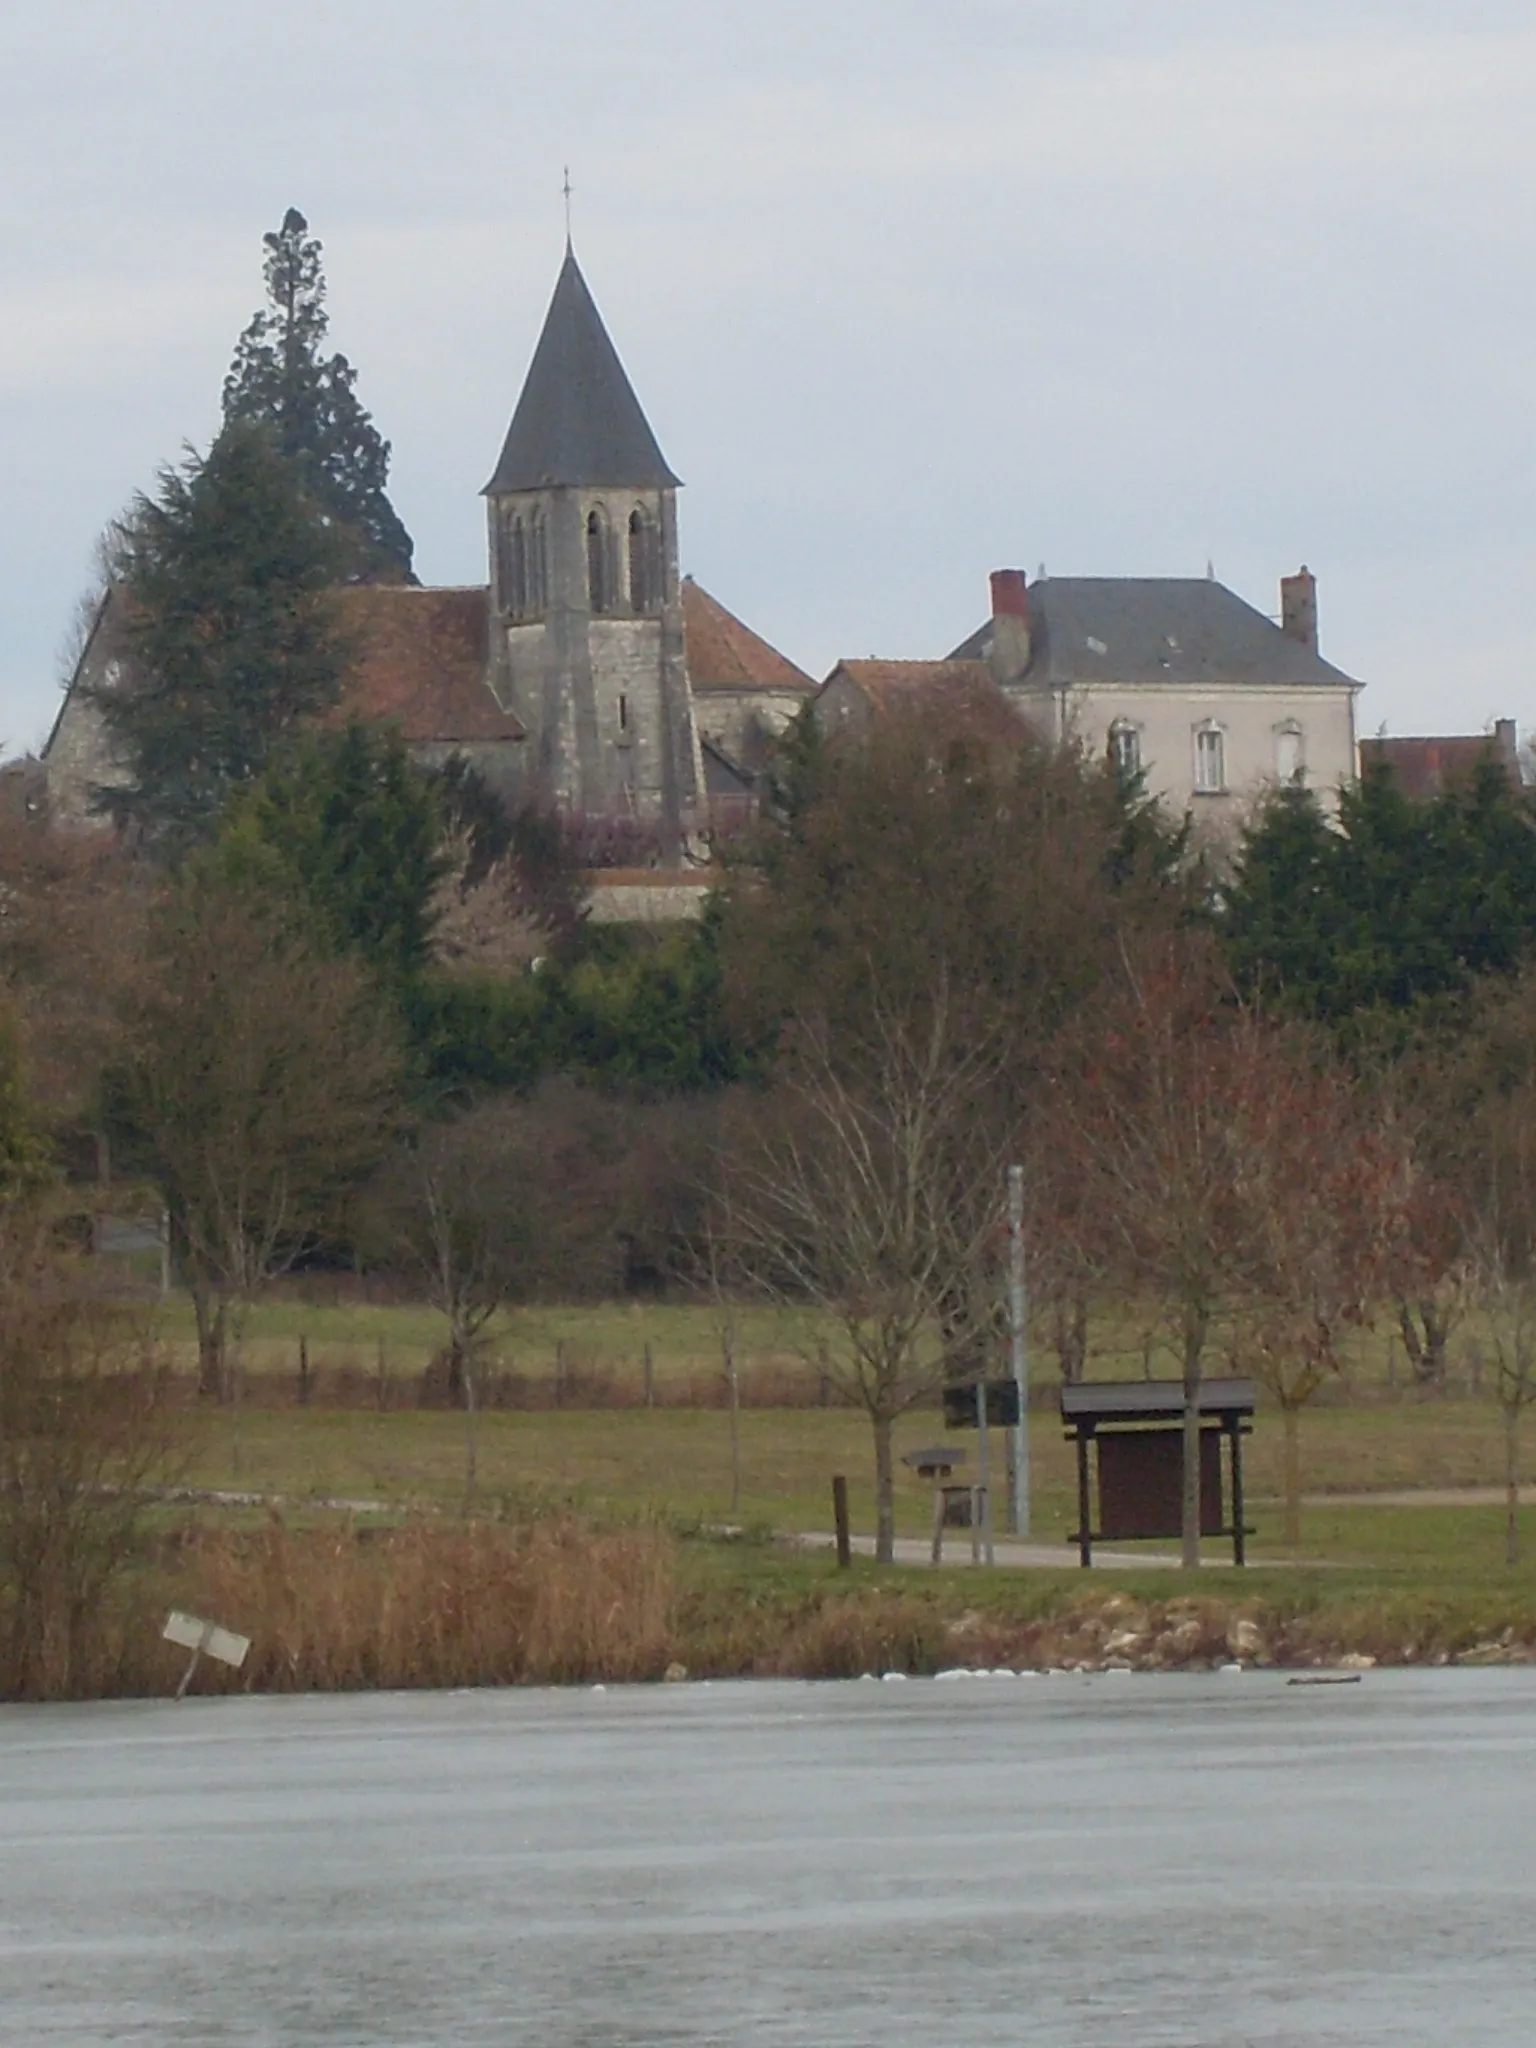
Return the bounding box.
[1274,722,1304,785]
[1109,722,1142,778]
[1193,723,1226,794]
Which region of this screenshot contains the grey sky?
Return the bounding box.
[4,0,1534,757]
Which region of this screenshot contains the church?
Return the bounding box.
[43,244,817,848]
[44,242,1365,842]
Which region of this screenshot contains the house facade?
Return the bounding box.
[950,566,1361,821]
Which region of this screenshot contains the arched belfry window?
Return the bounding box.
[529,512,548,615]
[508,516,528,617]
[587,510,611,615]
[494,513,513,614]
[628,509,658,614]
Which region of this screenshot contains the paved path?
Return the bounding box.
[794,1531,1219,1570]
[1295,1487,1512,1509]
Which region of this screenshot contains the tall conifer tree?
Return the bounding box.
[93,423,347,847]
[223,208,415,583]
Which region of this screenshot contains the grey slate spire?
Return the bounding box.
[485,248,680,494]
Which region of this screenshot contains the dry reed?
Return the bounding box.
[176,1515,677,1691]
[5,1514,678,1700]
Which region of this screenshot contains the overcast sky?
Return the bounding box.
[4,0,1534,757]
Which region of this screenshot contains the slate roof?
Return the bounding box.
[700,735,756,795]
[331,587,523,743]
[950,577,1358,690]
[681,579,814,694]
[1359,731,1520,799]
[485,248,680,494]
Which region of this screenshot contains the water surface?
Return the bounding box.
[2,1669,1532,2045]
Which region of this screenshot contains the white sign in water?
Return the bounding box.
[163,1610,250,1674]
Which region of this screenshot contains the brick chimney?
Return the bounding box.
[1280,565,1318,654]
[988,569,1032,683]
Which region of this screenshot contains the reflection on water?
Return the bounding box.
[1,1669,1533,2045]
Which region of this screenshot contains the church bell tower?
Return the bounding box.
[484,247,702,849]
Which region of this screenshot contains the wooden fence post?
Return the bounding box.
[832,1475,852,1568]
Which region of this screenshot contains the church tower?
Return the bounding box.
[484,247,702,847]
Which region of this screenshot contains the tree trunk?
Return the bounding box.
[872,1411,895,1565]
[1505,1400,1521,1569]
[463,1354,478,1516]
[192,1284,228,1400]
[1398,1298,1450,1388]
[723,1327,741,1517]
[445,1334,467,1407]
[1181,1310,1205,1570]
[1282,1403,1302,1550]
[1054,1290,1089,1385]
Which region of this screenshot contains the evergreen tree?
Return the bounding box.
[223,207,415,584]
[1223,757,1536,1028]
[1222,782,1343,1013]
[94,423,347,847]
[212,722,446,987]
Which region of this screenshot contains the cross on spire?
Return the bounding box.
[563,166,572,247]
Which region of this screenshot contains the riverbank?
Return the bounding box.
[13,1514,1536,1702]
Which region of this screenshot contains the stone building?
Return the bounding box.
[813,565,1363,825]
[42,246,812,851]
[949,565,1361,820]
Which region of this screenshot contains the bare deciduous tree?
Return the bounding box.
[0,1220,174,1699]
[1449,969,1536,1564]
[374,1084,624,1508]
[0,815,149,1179]
[1063,938,1403,1565]
[120,880,403,1397]
[720,985,1011,1562]
[1228,1069,1413,1546]
[1473,1250,1536,1566]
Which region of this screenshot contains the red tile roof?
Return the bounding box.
[1359,730,1520,800]
[331,586,523,743]
[682,579,814,694]
[823,659,1022,741]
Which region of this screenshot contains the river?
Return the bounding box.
[2,1669,1532,2044]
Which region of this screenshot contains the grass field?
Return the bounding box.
[19,1287,1536,1698]
[150,1295,829,1407]
[145,1287,1503,1405]
[173,1393,1536,1574]
[128,1287,1536,1598]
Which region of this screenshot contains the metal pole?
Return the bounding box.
[1007,1163,1029,1537]
[975,1380,994,1566]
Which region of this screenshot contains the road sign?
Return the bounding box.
[163,1610,250,1697]
[942,1379,1021,1429]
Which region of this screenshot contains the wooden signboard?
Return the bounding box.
[1096,1428,1223,1540]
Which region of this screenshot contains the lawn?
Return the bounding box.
[171,1394,1536,1574]
[139,1287,1536,1586]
